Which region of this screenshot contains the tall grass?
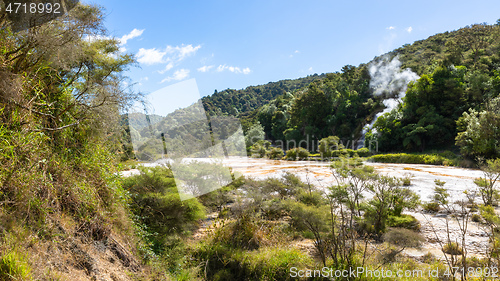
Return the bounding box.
[0,250,32,280]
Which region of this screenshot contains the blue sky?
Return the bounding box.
[90,0,500,115]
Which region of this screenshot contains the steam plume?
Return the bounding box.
[357,56,419,148]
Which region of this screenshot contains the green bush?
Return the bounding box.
[296,190,325,206]
[329,148,370,158]
[284,147,309,160]
[471,213,482,222]
[443,242,463,255]
[194,243,313,281]
[267,147,284,160]
[387,215,421,231]
[356,147,372,157]
[422,252,436,264]
[214,215,263,250]
[122,166,205,254]
[245,247,313,281]
[262,199,287,220]
[284,148,297,160]
[401,173,413,186]
[369,153,461,166]
[423,202,440,213]
[331,149,352,158]
[250,140,271,158]
[383,228,424,248]
[318,136,343,158]
[297,147,310,160]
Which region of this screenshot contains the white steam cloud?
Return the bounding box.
[369,55,419,99]
[357,56,419,148]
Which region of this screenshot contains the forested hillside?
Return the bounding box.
[201,73,325,117]
[205,22,500,160]
[368,22,500,158]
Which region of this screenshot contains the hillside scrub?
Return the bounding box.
[0,3,146,280]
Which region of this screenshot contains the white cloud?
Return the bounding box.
[120,28,144,45]
[216,64,251,74]
[158,62,175,74]
[386,26,396,30]
[165,44,202,61]
[161,69,190,83]
[406,26,413,33]
[290,50,300,58]
[137,44,201,66]
[137,48,167,65]
[197,65,214,72]
[308,67,313,71]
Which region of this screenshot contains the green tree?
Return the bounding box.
[318,136,344,158]
[364,176,401,236]
[456,97,500,159]
[244,121,265,148]
[474,159,500,206]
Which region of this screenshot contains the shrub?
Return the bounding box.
[471,213,482,222]
[439,150,457,159]
[284,148,297,160]
[387,214,421,231]
[214,215,264,250]
[401,173,413,186]
[193,243,312,281]
[122,166,205,254]
[423,202,440,213]
[318,136,343,158]
[296,190,325,206]
[383,228,424,248]
[244,247,313,281]
[369,153,461,166]
[296,147,310,160]
[284,147,309,160]
[443,242,463,255]
[344,149,356,157]
[328,148,371,158]
[267,147,284,160]
[422,252,435,264]
[331,149,349,158]
[250,140,271,158]
[262,199,287,220]
[356,147,372,157]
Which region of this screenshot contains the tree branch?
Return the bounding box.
[34,121,80,132]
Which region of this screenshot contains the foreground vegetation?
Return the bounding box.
[0,2,147,280]
[121,157,500,280]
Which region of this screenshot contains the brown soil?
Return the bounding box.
[27,218,142,281]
